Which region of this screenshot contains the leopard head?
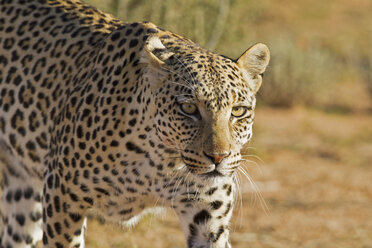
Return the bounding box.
[141,36,270,178]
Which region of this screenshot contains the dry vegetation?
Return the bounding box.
[80,0,372,247]
[88,0,372,111]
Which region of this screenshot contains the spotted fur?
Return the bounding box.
[0,0,270,247]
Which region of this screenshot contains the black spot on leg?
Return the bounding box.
[47,204,53,218]
[189,223,197,236]
[13,233,22,243]
[15,214,25,226]
[210,200,223,210]
[69,213,82,223]
[74,229,82,236]
[43,232,48,245]
[210,225,225,243]
[24,234,33,244]
[205,187,217,196]
[54,222,62,235]
[223,184,232,196]
[30,211,42,222]
[23,187,33,199]
[47,224,54,238]
[64,233,73,242]
[187,237,194,248]
[223,202,232,217]
[55,242,64,248]
[47,174,54,189]
[14,189,22,201]
[54,196,61,212]
[193,210,211,224]
[7,226,12,235]
[5,191,12,202]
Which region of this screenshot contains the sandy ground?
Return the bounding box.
[71,108,372,247]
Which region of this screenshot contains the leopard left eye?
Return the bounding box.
[231,106,251,119]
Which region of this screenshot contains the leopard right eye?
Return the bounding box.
[180,103,198,115]
[178,102,200,120]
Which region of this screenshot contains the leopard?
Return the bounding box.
[0,0,270,247]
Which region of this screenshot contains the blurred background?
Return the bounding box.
[83,0,372,247]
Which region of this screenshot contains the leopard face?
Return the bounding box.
[142,37,270,178]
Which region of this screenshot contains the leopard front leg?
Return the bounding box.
[42,171,87,248]
[172,178,235,248]
[0,169,43,248]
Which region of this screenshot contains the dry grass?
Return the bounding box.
[258,38,339,108]
[85,0,372,111]
[85,108,372,247]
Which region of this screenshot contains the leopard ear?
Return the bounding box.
[140,36,174,68]
[140,36,175,87]
[236,43,270,93]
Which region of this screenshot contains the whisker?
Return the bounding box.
[239,158,263,175]
[171,174,184,206]
[237,163,269,215]
[242,146,257,150]
[171,56,199,87]
[233,173,243,231]
[161,67,195,91]
[174,93,195,98]
[241,154,264,164]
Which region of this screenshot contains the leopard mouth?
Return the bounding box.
[181,159,225,178]
[186,166,225,178]
[200,169,224,178]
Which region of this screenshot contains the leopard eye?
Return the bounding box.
[231,106,249,118]
[179,103,198,116]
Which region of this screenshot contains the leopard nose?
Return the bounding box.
[203,151,230,165]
